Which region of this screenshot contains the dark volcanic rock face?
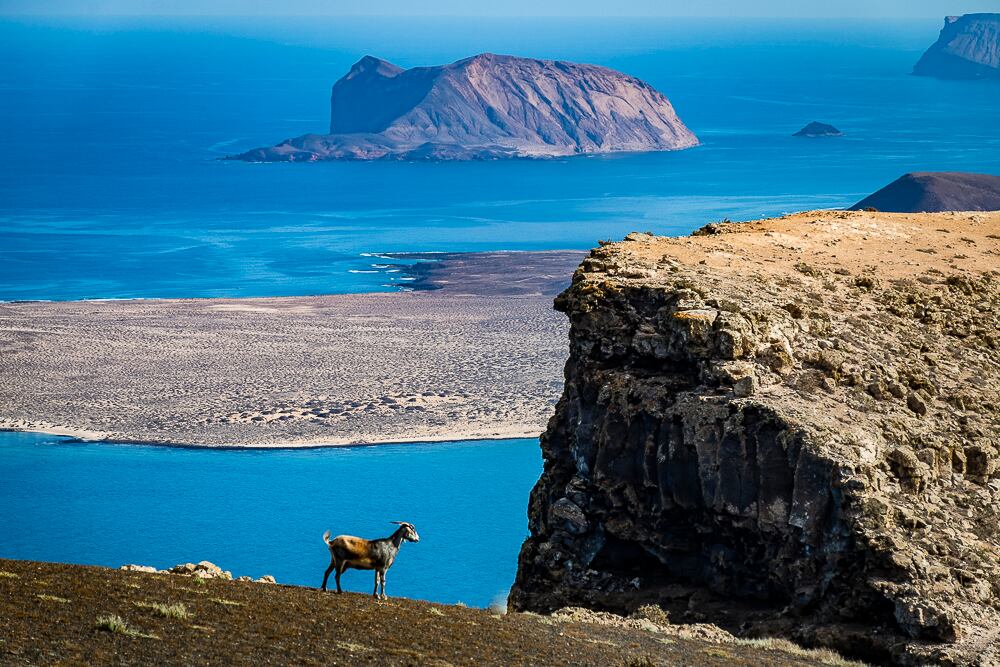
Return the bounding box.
[509,212,1000,666]
[850,172,1000,212]
[914,14,1000,80]
[792,121,842,137]
[230,53,698,161]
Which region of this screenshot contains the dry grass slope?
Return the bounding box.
[1,558,854,667]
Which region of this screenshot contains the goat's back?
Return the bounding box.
[327,534,378,569]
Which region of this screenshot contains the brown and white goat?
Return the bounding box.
[321,522,420,599]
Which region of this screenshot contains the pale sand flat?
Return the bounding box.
[0,291,568,447]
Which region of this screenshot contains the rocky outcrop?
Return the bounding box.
[510,211,1000,666]
[120,560,276,583]
[914,14,1000,80]
[230,53,698,161]
[850,172,1000,213]
[793,122,842,137]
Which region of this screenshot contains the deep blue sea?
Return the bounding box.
[0,432,540,606]
[2,17,998,300]
[1,17,999,606]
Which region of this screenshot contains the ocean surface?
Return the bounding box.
[2,17,999,300]
[0,432,541,606]
[2,17,999,606]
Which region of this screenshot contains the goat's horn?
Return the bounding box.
[390,521,403,525]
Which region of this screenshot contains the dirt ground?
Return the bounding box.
[0,559,844,666]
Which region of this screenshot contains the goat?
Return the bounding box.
[321,521,420,599]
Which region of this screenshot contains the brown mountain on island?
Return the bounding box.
[229,53,699,161]
[850,172,1000,212]
[913,14,1000,80]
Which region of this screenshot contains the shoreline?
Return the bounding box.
[0,251,579,449]
[0,249,587,304]
[0,421,543,450]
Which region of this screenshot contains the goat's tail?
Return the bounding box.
[322,530,331,545]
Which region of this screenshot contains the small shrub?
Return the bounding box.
[210,598,243,607]
[135,601,191,620]
[95,614,129,634]
[630,604,670,626]
[94,614,158,639]
[36,594,70,603]
[619,656,658,667]
[732,637,869,666]
[703,647,734,658]
[0,571,19,579]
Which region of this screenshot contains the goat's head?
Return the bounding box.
[391,521,420,543]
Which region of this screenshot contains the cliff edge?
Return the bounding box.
[913,14,1000,80]
[510,211,1000,666]
[230,53,698,161]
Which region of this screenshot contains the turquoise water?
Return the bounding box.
[2,17,999,605]
[2,17,999,300]
[0,432,541,606]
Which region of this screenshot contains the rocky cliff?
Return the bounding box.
[850,172,1000,213]
[913,14,1000,80]
[509,211,1000,666]
[230,53,698,161]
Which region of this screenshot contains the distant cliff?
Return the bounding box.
[913,14,1000,80]
[850,172,1000,212]
[230,54,698,161]
[510,211,1000,666]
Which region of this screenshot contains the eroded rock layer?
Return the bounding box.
[510,211,1000,666]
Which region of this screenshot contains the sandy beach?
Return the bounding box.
[0,252,583,447]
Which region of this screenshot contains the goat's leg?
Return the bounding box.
[335,562,346,594]
[380,570,388,599]
[321,557,336,591]
[372,571,381,598]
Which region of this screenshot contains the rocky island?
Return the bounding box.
[793,121,842,137]
[913,14,1000,80]
[510,211,1000,666]
[229,53,698,161]
[850,172,1000,212]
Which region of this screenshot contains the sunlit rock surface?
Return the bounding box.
[230,53,698,161]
